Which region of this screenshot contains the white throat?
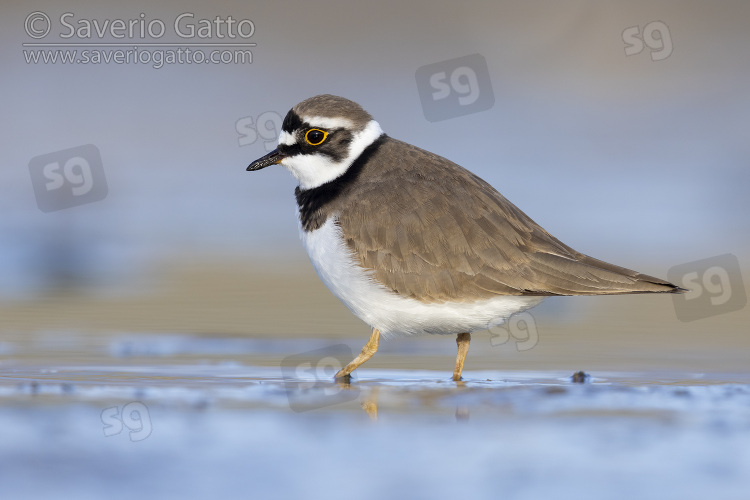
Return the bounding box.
[280,119,383,190]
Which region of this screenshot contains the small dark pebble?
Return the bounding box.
[571,371,590,384]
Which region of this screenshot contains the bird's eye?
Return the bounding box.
[305,128,328,146]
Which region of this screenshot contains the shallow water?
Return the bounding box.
[1,332,749,500]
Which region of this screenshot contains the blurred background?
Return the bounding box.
[2,2,750,499]
[1,0,748,365]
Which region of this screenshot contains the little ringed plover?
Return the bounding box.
[246,94,685,382]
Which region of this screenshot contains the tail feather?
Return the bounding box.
[574,253,687,295]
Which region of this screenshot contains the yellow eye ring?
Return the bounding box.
[305,128,328,146]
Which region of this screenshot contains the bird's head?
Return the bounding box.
[247,94,384,190]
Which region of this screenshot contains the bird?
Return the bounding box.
[246,94,685,382]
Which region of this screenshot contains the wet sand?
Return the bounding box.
[1,260,749,499]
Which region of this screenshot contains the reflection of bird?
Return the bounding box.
[247,95,685,382]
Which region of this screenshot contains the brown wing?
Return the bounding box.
[336,138,682,303]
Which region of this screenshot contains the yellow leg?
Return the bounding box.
[453,332,471,381]
[335,328,381,382]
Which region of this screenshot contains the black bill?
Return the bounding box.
[247,149,285,171]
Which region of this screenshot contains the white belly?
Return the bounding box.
[300,217,545,337]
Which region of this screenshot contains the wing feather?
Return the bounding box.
[337,137,680,302]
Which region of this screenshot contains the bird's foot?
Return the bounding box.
[334,372,352,385]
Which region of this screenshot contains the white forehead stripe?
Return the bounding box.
[300,115,356,130]
[277,116,357,147]
[278,130,296,146]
